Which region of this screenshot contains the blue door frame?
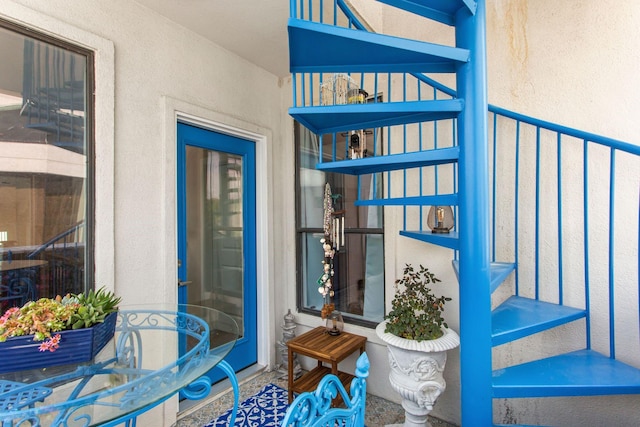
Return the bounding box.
[177,122,257,383]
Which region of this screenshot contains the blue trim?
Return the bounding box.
[177,123,258,383]
[176,129,187,306]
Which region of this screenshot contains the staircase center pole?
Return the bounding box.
[455,1,493,425]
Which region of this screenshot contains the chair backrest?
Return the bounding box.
[281,352,369,427]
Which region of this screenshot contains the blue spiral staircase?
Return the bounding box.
[288,0,640,425]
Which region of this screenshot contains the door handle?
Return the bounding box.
[178,280,192,288]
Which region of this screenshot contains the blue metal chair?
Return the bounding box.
[281,352,369,427]
[0,379,52,426]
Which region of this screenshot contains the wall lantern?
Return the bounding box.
[427,206,454,234]
[326,310,344,336]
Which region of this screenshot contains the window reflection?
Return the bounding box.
[296,121,385,325]
[0,22,92,309]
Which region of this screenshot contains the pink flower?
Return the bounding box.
[0,307,19,324]
[38,334,61,352]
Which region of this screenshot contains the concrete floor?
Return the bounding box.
[175,366,458,427]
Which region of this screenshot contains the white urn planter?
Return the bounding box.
[376,321,460,427]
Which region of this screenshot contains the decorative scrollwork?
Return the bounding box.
[0,308,225,426]
[281,353,368,427]
[181,376,212,400]
[387,349,445,382]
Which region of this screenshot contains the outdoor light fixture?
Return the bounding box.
[427,206,454,234]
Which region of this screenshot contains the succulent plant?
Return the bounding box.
[66,287,121,330]
[384,264,451,341]
[0,287,121,351]
[0,298,75,342]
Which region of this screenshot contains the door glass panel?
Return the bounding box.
[185,146,244,347]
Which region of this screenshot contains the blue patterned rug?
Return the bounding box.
[203,383,289,427]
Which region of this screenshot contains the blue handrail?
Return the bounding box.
[490,109,638,356]
[27,221,84,259]
[491,105,640,155]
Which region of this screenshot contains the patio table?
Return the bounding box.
[0,304,239,426]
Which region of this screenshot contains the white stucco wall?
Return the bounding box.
[486,2,640,426]
[1,0,287,425]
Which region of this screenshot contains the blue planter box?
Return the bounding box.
[0,311,117,373]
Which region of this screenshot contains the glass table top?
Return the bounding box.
[0,304,238,426]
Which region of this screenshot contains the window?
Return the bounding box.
[295,121,384,327]
[0,19,94,308]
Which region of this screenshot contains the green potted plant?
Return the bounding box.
[383,264,451,341]
[375,264,460,427]
[0,287,121,372]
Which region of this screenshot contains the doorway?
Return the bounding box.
[177,122,257,382]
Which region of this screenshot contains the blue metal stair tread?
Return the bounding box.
[399,230,459,250]
[355,193,458,207]
[316,147,459,175]
[290,99,462,135]
[492,296,586,346]
[288,18,469,73]
[377,0,476,26]
[493,349,640,398]
[451,261,515,294]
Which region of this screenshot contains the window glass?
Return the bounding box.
[0,21,93,309]
[295,122,385,326]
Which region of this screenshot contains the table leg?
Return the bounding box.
[216,360,239,427]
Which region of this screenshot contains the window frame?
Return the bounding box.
[0,17,96,294]
[294,120,385,329]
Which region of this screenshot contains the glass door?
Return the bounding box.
[177,122,257,383]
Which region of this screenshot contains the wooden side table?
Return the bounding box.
[287,326,367,403]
